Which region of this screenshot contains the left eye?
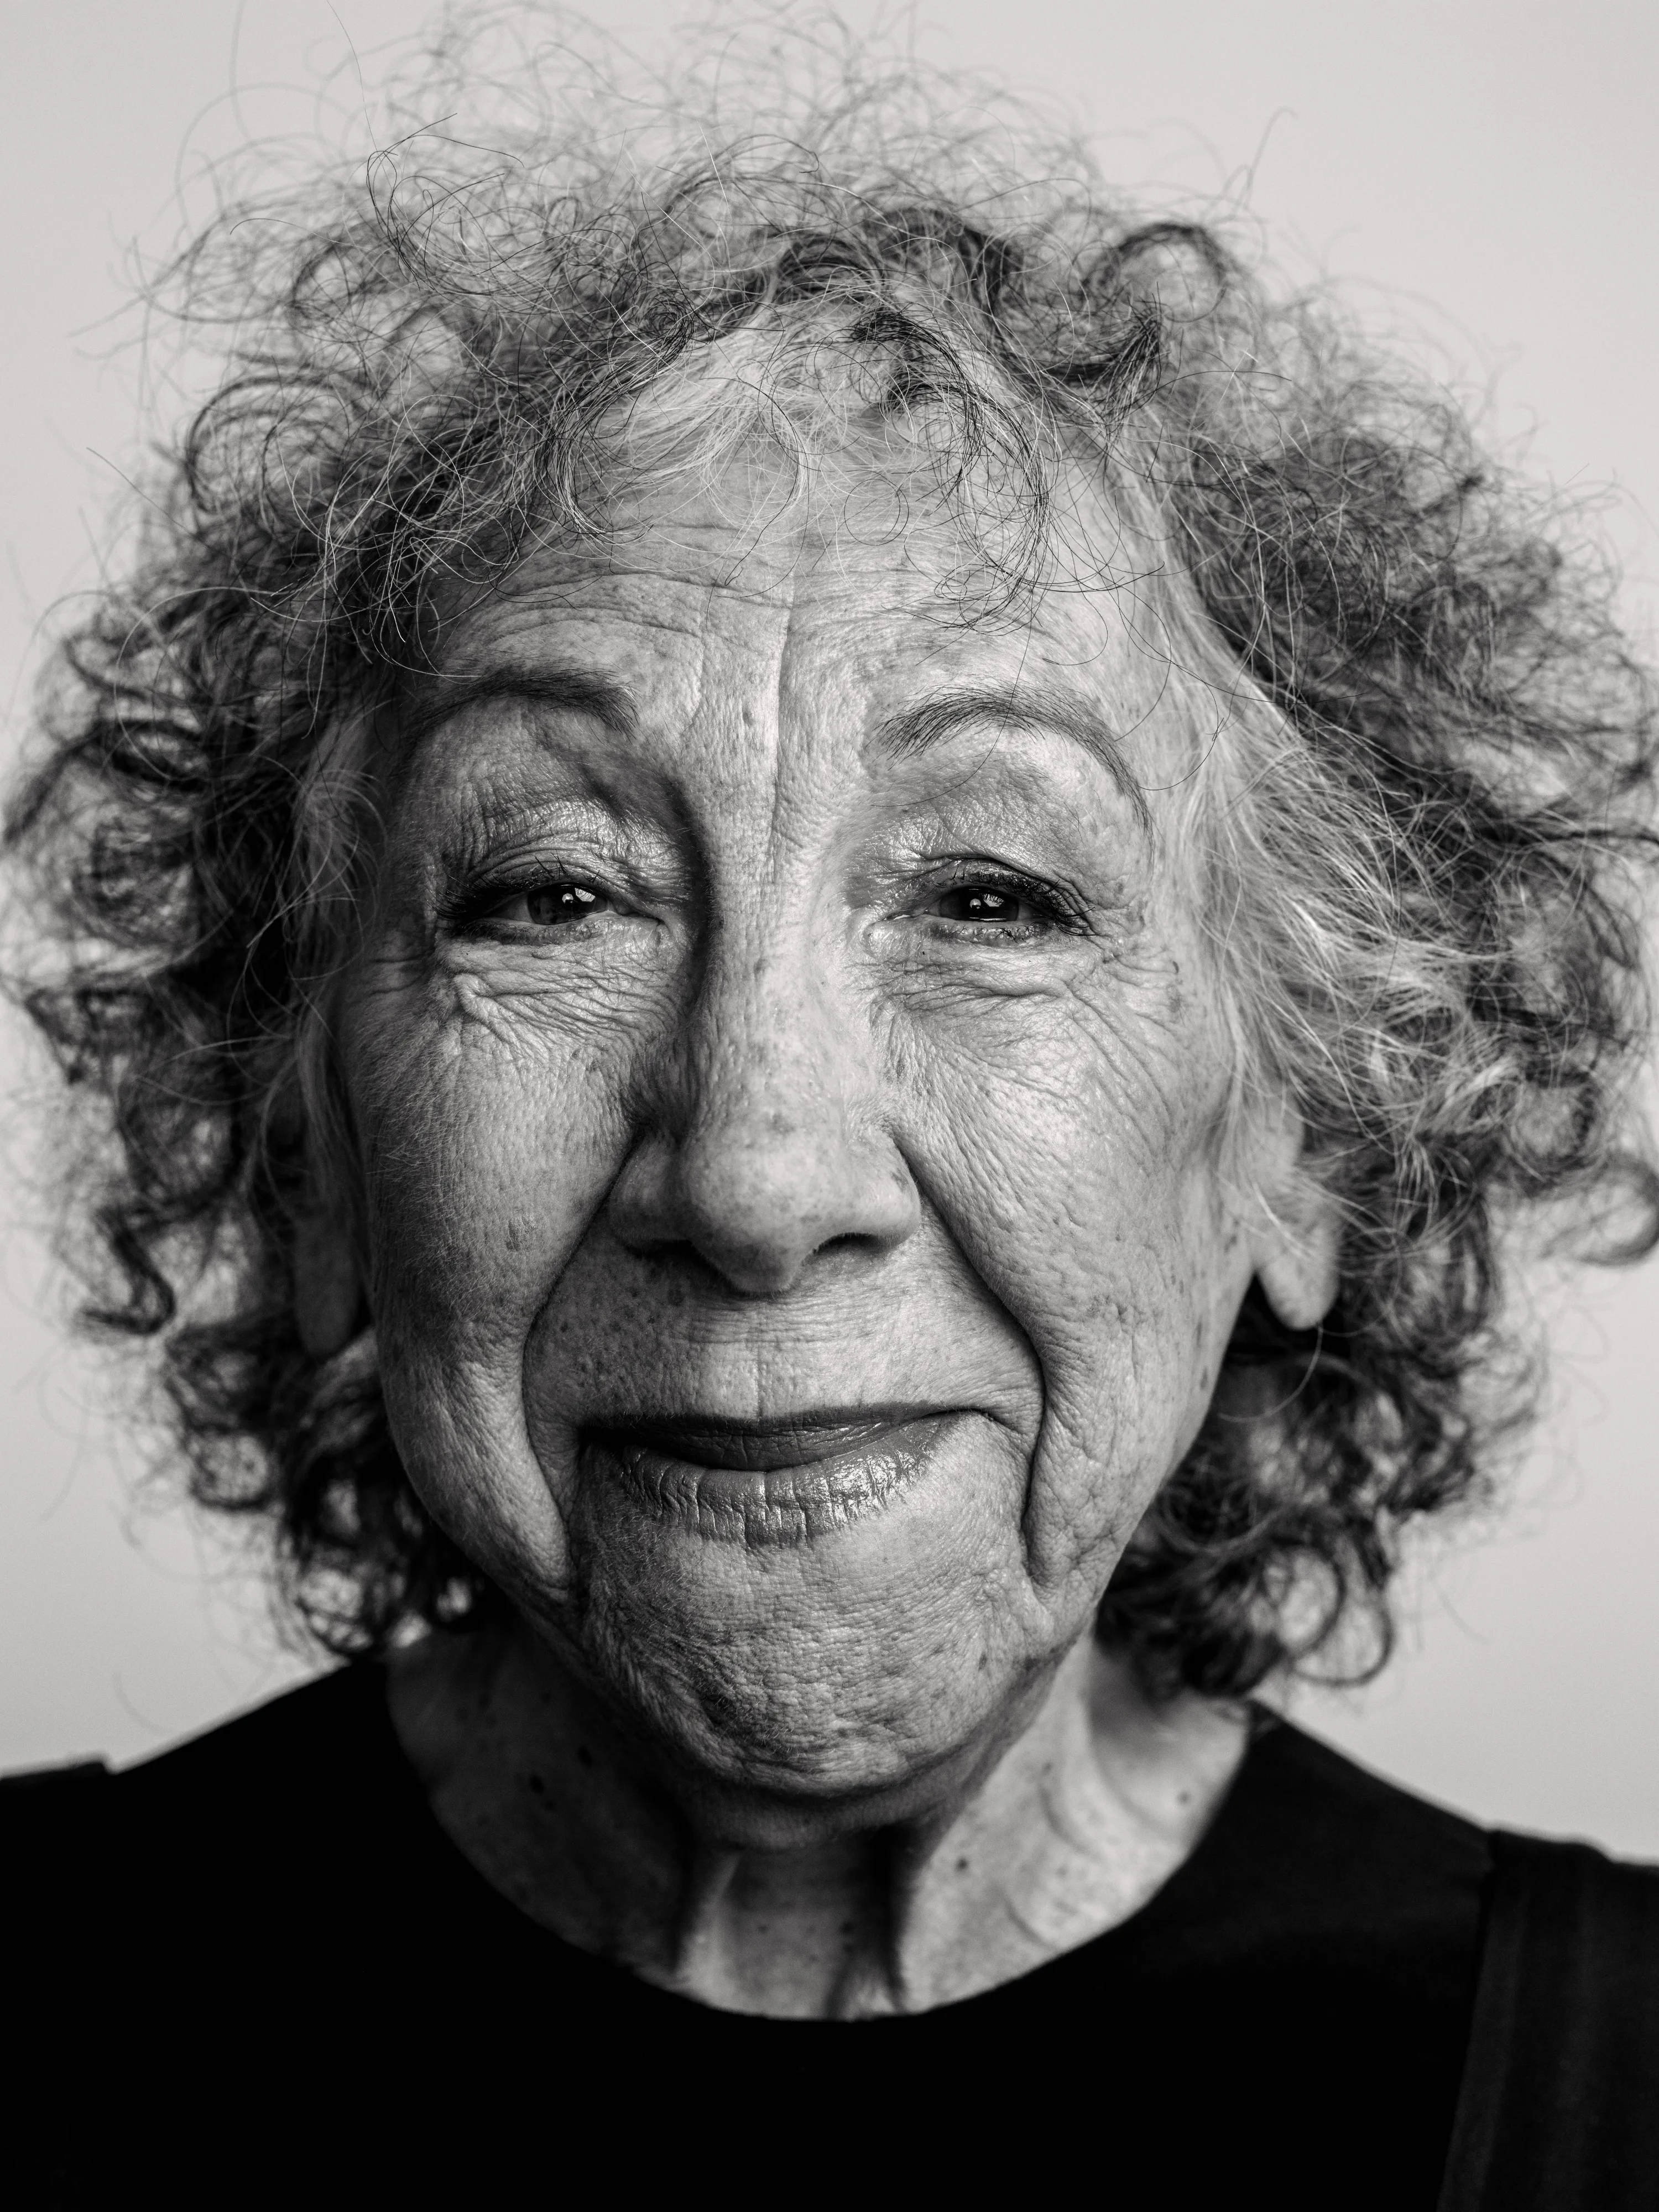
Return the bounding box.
[496,881,613,925]
[932,884,1038,924]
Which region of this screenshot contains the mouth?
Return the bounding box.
[579,1406,958,1545]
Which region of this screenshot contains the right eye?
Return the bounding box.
[490,881,614,926]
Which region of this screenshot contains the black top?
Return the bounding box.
[6,1665,1656,2209]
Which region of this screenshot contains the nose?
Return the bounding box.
[606,948,920,1297]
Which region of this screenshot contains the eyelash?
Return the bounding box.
[444,863,615,933]
[444,860,1079,941]
[909,863,1079,937]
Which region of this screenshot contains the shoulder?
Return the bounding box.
[5,1665,459,2192]
[110,1658,393,1817]
[1481,1824,1659,1978]
[1241,1720,1659,1921]
[0,1752,116,1912]
[1224,1720,1659,1978]
[1488,1823,1659,1898]
[1439,1831,1659,2208]
[3,1663,403,1932]
[1212,1712,1495,1917]
[4,1658,384,1797]
[1245,1709,1484,1830]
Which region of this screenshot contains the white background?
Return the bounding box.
[2,0,1656,1849]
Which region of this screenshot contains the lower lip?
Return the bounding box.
[582,1415,955,1546]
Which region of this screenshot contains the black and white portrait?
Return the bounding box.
[6,5,1657,2203]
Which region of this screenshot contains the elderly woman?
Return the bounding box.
[7,49,1659,2210]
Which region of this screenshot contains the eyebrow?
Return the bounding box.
[400,665,640,751]
[402,666,1151,830]
[876,686,1152,830]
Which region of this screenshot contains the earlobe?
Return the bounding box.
[294,1211,364,1359]
[1245,1102,1342,1333]
[1255,1215,1340,1333]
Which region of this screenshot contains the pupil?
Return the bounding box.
[526,883,601,925]
[945,886,1018,921]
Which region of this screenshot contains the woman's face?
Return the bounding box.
[338,434,1317,1813]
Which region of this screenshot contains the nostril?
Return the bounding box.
[816,1230,877,1259]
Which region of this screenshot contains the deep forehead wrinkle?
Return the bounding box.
[878,686,1152,832]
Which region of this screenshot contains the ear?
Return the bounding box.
[1245,1103,1342,1334]
[293,1208,364,1359]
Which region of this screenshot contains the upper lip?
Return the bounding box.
[582,1405,953,1472]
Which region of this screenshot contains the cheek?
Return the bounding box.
[899,958,1245,1587]
[350,968,632,1309]
[340,959,641,1562]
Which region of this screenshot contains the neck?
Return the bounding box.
[388,1621,1247,2018]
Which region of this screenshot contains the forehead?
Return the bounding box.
[426,439,1199,788]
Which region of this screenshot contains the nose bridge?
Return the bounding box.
[672,905,867,1219]
[690,913,841,1131]
[614,894,916,1293]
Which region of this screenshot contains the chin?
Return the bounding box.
[533,1410,1052,1814]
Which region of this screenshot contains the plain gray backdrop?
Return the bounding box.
[3,0,1656,1849]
